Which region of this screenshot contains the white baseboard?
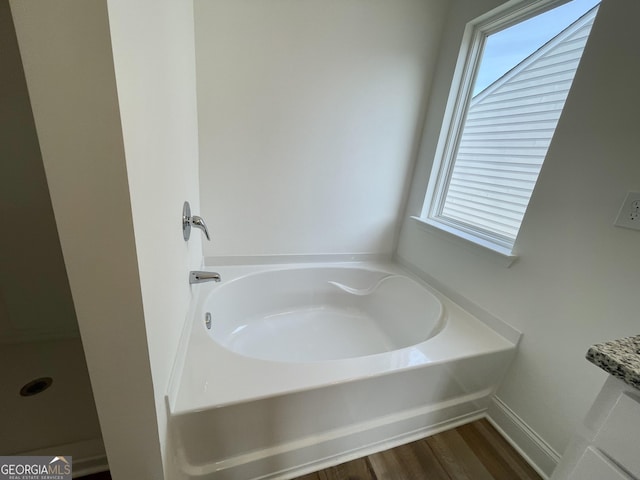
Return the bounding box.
[487,396,560,479]
[18,437,108,478]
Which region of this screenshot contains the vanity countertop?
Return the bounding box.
[586,335,640,391]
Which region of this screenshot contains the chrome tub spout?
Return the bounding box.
[189,271,222,284]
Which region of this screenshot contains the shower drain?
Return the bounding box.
[20,377,53,397]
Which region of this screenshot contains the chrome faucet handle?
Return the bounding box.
[190,215,210,240]
[182,201,210,241]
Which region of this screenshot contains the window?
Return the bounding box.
[420,0,599,258]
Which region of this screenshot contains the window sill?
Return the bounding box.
[410,216,519,267]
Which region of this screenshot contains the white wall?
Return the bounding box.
[0,0,77,343]
[195,0,447,257]
[1,2,103,466]
[10,1,164,479]
[397,0,640,474]
[105,0,202,476]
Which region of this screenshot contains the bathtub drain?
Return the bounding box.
[20,377,53,397]
[205,312,212,330]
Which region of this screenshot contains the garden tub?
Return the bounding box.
[167,260,517,480]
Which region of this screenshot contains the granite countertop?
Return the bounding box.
[586,335,640,390]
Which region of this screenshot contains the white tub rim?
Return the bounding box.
[168,259,519,415]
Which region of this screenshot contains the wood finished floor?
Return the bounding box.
[79,419,541,480]
[296,419,541,480]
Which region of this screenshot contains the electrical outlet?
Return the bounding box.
[614,191,640,230]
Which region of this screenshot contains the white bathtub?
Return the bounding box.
[168,260,518,480]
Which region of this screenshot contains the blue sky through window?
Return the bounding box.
[473,0,600,95]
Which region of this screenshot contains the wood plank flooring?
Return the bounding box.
[295,419,542,480]
[79,419,541,480]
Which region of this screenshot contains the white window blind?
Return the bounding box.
[424,2,599,254]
